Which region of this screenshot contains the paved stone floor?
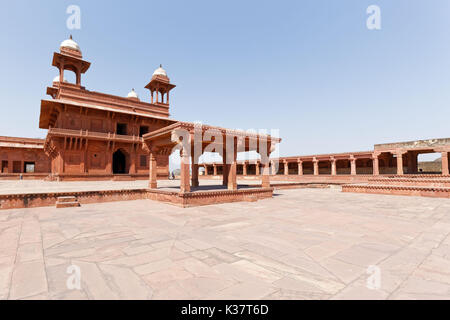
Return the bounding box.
[1,188,450,300]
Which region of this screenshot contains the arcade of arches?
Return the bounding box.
[202,139,450,178]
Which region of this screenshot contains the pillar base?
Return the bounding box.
[228,182,237,191]
[262,176,270,188]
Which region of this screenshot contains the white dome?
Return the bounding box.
[127,88,139,99]
[153,65,167,77]
[53,76,67,83]
[60,36,81,52]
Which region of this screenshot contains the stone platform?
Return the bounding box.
[0,180,282,209]
[147,187,274,208]
[343,175,450,199]
[343,184,450,198]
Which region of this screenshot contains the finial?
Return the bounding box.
[160,64,162,68]
[132,88,135,91]
[70,34,73,40]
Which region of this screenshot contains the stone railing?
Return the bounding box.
[48,128,144,143]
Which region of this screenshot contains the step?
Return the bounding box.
[368,178,450,188]
[342,184,450,199]
[112,175,134,181]
[56,201,81,208]
[56,196,77,203]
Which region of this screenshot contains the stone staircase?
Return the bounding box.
[342,175,450,199]
[55,196,81,208]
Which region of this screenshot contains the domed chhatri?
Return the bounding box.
[127,88,139,100]
[145,64,176,104]
[152,64,167,78]
[60,35,81,53]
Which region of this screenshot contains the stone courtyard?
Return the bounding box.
[1,187,450,300]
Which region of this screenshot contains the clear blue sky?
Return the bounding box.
[1,0,449,162]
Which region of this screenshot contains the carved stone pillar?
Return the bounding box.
[313,158,319,176]
[148,152,157,189]
[191,154,199,188]
[255,162,260,176]
[350,157,356,175]
[243,162,247,176]
[297,159,303,176]
[227,145,237,190]
[441,151,449,176]
[180,150,191,193]
[213,164,217,176]
[396,151,405,175]
[129,146,137,174]
[106,150,112,174]
[262,161,270,188]
[407,151,418,174]
[331,158,337,176]
[222,158,229,187]
[284,160,289,175]
[373,155,379,176]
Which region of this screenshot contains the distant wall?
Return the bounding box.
[418,160,441,173]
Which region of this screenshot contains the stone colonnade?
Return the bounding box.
[203,149,450,177]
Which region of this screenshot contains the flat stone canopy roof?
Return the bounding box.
[375,137,450,150]
[143,121,281,153]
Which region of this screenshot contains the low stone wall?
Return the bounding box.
[147,188,274,207]
[368,177,450,188]
[0,187,274,210]
[49,173,152,181]
[0,173,49,180]
[342,184,450,199]
[270,183,331,190]
[201,174,373,184]
[0,189,148,210]
[0,173,167,181]
[383,174,449,178]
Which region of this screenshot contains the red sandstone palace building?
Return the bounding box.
[2,37,176,181]
[0,37,449,183]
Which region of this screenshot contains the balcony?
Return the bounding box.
[47,128,143,143]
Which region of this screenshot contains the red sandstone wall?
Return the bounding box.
[342,184,450,199]
[46,105,170,178]
[0,147,50,174]
[0,189,148,210]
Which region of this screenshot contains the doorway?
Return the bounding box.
[13,161,21,173]
[113,149,128,174]
[24,162,35,173]
[1,161,8,173]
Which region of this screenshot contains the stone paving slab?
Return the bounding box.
[0,188,450,299]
